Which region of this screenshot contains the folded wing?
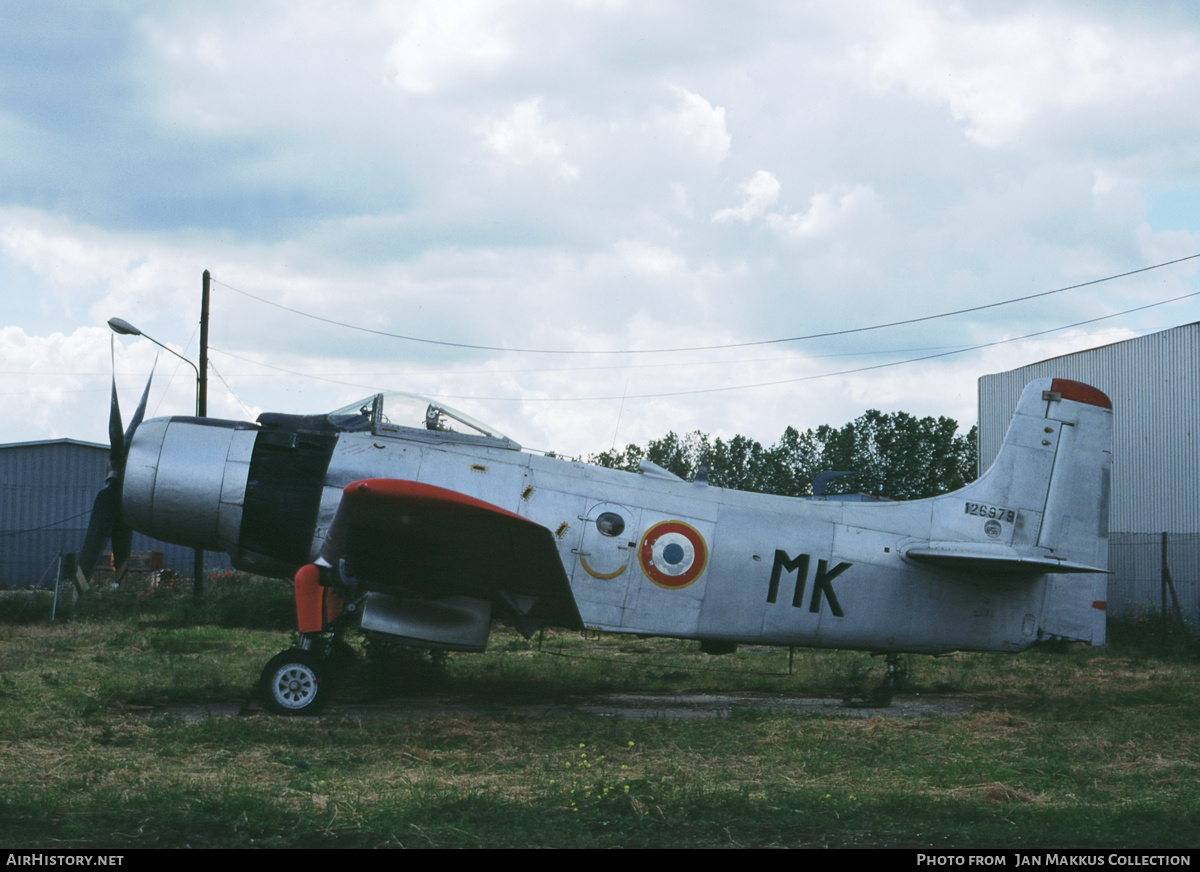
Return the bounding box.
[321,479,582,634]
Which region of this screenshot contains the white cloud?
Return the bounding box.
[613,240,687,276]
[0,325,196,444]
[655,87,731,165]
[854,1,1200,148]
[713,171,782,223]
[0,223,104,291]
[3,1,1200,461]
[480,98,580,180]
[766,185,880,238]
[0,211,206,331]
[383,1,513,94]
[1134,223,1200,276]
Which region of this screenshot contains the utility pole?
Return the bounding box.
[200,270,209,417]
[194,270,211,602]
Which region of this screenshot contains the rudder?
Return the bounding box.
[965,377,1112,569]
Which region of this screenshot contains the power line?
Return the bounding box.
[210,289,1200,403]
[425,288,1200,402]
[10,295,1188,409]
[205,341,976,379]
[211,252,1199,356]
[0,509,91,538]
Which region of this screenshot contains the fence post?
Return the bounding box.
[1162,532,1168,644]
[1160,531,1187,642]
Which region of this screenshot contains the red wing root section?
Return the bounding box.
[320,479,582,633]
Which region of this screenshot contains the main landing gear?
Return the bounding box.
[259,634,355,715]
[842,654,907,708]
[261,648,327,715]
[260,562,357,715]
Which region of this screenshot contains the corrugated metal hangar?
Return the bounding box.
[0,439,230,589]
[978,321,1199,625]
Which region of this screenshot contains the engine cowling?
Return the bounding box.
[122,416,258,554]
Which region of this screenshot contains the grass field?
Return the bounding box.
[0,577,1197,849]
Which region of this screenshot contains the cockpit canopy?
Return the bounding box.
[325,392,520,449]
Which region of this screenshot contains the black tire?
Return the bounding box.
[260,649,330,715]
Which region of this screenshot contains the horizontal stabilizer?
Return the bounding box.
[905,542,1108,575]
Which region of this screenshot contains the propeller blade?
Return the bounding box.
[78,356,154,595]
[122,363,155,456]
[75,480,120,594]
[107,372,124,461]
[111,519,133,586]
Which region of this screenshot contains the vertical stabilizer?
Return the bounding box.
[907,378,1112,644]
[965,377,1112,569]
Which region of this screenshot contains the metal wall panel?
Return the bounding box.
[978,323,1200,623]
[979,321,1200,535]
[1109,533,1200,626]
[0,440,231,588]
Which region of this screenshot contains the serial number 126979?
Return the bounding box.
[964,502,1016,523]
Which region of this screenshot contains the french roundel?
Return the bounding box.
[639,520,709,589]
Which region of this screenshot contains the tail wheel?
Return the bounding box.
[260,650,329,715]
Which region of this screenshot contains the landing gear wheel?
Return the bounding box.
[260,650,329,715]
[842,655,907,709]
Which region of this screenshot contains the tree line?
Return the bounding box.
[590,409,978,501]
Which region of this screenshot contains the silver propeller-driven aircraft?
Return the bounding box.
[77,377,1112,714]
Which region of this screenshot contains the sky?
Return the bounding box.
[2,0,1199,460]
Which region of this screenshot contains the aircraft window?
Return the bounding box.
[325,392,517,445]
[326,395,381,431]
[596,512,625,538]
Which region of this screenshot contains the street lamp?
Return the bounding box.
[107,318,201,416]
[107,316,207,599]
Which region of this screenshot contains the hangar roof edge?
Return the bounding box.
[0,438,109,452]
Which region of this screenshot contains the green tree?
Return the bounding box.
[812,411,976,500]
[590,411,976,500]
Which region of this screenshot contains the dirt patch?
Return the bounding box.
[141,691,978,722]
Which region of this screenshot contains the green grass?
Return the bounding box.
[0,581,1196,848]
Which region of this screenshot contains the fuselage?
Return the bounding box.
[121,406,1057,656]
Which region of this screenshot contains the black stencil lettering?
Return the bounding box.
[809,559,852,617]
